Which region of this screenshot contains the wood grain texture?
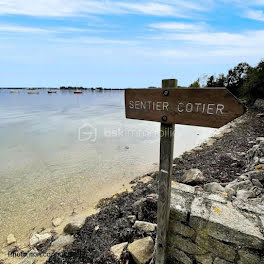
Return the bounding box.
[156,80,177,264]
[125,88,245,128]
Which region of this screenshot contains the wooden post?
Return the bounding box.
[156,79,177,264]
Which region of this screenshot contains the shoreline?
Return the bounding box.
[2,107,261,264]
[44,107,263,264]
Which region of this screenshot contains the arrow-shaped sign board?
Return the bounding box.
[125,88,245,128]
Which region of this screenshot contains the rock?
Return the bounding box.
[195,254,213,264]
[146,193,158,201]
[182,169,205,185]
[256,137,264,143]
[29,233,52,247]
[133,198,147,220]
[52,217,63,227]
[204,182,224,193]
[252,179,263,188]
[50,235,74,250]
[254,99,264,110]
[127,236,154,264]
[127,215,136,224]
[236,190,256,200]
[246,170,264,182]
[6,234,16,245]
[224,187,236,198]
[256,113,264,118]
[168,247,192,264]
[63,215,86,234]
[214,257,232,264]
[225,179,253,191]
[250,186,262,197]
[238,249,262,264]
[133,221,157,233]
[110,242,128,260]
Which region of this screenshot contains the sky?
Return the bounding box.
[0,0,264,88]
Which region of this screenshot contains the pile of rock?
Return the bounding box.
[109,194,158,264]
[186,137,264,202]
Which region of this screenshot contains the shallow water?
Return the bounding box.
[0,89,217,244]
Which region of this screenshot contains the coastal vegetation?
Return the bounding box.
[190,59,264,104]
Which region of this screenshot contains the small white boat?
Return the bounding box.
[27,91,39,95]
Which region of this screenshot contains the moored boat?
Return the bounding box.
[74,90,83,94]
[27,91,39,94]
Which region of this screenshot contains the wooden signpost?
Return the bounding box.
[125,79,245,264]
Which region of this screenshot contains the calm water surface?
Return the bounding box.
[0,89,217,244]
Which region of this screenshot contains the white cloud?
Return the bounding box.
[0,0,207,17]
[0,25,51,33]
[152,30,264,48]
[244,9,264,21]
[149,22,204,31]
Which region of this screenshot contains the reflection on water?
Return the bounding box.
[0,89,217,244]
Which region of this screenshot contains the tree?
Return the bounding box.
[241,60,264,103]
[189,78,200,88]
[225,62,251,96]
[206,74,226,87]
[206,75,215,87]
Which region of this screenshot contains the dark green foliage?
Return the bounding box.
[241,60,264,103]
[225,62,251,97]
[197,60,263,103]
[189,78,200,88]
[206,74,226,88]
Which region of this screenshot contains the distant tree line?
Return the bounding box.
[189,59,264,104]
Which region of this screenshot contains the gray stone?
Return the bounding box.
[226,179,253,192]
[146,193,158,201]
[172,182,195,194]
[182,169,205,184]
[236,189,256,200]
[110,242,128,260]
[127,215,136,224]
[207,202,264,249]
[204,182,225,193]
[133,198,147,220]
[169,219,196,239]
[224,187,236,198]
[246,170,264,182]
[127,236,154,264]
[52,217,63,227]
[50,235,74,250]
[196,234,236,262]
[252,179,263,188]
[168,234,207,255]
[167,246,192,264]
[238,250,262,264]
[133,221,157,233]
[63,215,86,234]
[6,234,16,245]
[256,137,264,144]
[29,233,52,247]
[254,99,264,110]
[213,257,232,264]
[170,185,194,223]
[195,254,213,264]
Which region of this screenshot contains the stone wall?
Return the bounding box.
[167,183,264,264]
